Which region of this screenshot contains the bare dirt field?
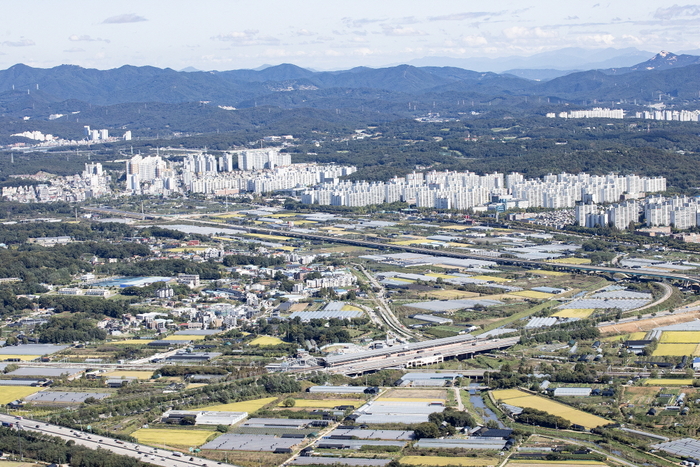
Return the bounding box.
[598,311,700,335]
[382,388,447,399]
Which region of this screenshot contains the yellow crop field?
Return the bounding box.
[341,305,362,312]
[439,225,471,230]
[0,355,41,361]
[199,396,277,413]
[244,233,291,241]
[531,270,567,277]
[660,331,700,343]
[401,456,499,466]
[162,334,207,341]
[548,257,591,265]
[645,378,694,386]
[391,239,435,246]
[471,275,509,283]
[111,339,153,345]
[214,212,244,218]
[269,213,298,218]
[167,247,208,253]
[0,386,42,405]
[428,290,479,299]
[653,343,700,356]
[510,290,554,299]
[102,371,154,380]
[552,309,594,319]
[249,336,284,346]
[492,389,608,429]
[132,428,214,448]
[281,399,364,408]
[426,273,458,279]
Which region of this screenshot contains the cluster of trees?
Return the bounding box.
[120,281,191,298]
[38,313,107,343]
[517,407,571,429]
[520,320,600,345]
[0,221,135,245]
[37,295,136,318]
[105,258,222,280]
[254,316,370,347]
[413,408,477,439]
[0,427,150,467]
[222,254,286,268]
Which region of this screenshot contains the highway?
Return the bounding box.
[0,414,240,467]
[167,216,700,285]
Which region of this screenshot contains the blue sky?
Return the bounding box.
[1,0,699,70]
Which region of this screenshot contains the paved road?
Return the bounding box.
[0,414,240,467]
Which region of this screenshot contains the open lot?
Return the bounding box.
[599,310,700,335]
[491,389,608,429]
[132,428,215,449]
[551,309,594,319]
[198,396,278,413]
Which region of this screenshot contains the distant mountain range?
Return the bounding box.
[0,51,699,130]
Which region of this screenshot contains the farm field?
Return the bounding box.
[551,309,594,319]
[652,343,700,356]
[162,335,207,341]
[471,275,509,282]
[491,389,608,429]
[401,456,499,466]
[110,339,153,345]
[510,290,554,299]
[198,396,278,412]
[548,257,591,265]
[644,378,694,386]
[0,355,41,361]
[659,331,700,343]
[244,233,292,241]
[531,270,567,276]
[382,389,447,399]
[599,310,700,335]
[102,370,154,380]
[601,331,647,342]
[281,399,363,408]
[0,386,42,405]
[132,428,214,448]
[427,289,479,299]
[507,462,606,467]
[341,304,362,312]
[249,336,284,346]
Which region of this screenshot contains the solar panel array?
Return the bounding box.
[293,457,391,466]
[406,298,503,312]
[26,391,110,403]
[202,433,300,451]
[652,438,700,460]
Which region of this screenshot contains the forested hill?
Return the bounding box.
[0,50,699,111]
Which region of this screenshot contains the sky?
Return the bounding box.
[1,0,700,71]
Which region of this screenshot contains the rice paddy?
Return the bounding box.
[530,270,567,277]
[548,257,591,265]
[644,378,694,386]
[0,386,42,405]
[471,275,509,283]
[427,289,479,299]
[491,389,608,429]
[162,334,207,341]
[652,343,700,356]
[280,399,363,408]
[249,335,285,346]
[551,309,594,319]
[101,370,154,380]
[659,331,700,343]
[244,233,292,241]
[132,428,214,448]
[341,304,362,312]
[0,355,41,361]
[110,339,153,345]
[198,396,278,413]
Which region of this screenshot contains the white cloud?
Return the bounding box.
[296,29,314,36]
[429,11,504,21]
[102,14,147,24]
[577,34,616,45]
[3,39,35,47]
[211,30,280,46]
[64,47,85,53]
[654,4,700,20]
[381,26,426,36]
[503,27,556,40]
[461,35,488,46]
[69,35,110,43]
